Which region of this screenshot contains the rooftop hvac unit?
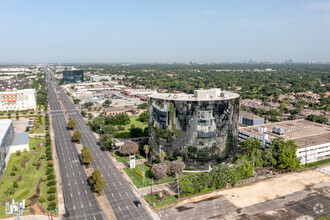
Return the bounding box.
[272,127,284,135]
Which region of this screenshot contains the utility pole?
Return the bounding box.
[176,173,180,200]
[305,141,307,168]
[150,179,153,205]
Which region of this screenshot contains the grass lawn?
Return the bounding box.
[35,116,48,133]
[144,193,178,207]
[304,158,330,168]
[0,138,58,218]
[123,164,176,188]
[112,151,145,163]
[115,117,147,139]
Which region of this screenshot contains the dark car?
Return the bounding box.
[133,200,142,207]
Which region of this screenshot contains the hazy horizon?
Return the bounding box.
[1,0,330,63]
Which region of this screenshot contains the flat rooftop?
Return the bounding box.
[239,119,330,148]
[149,88,239,101]
[12,132,29,146]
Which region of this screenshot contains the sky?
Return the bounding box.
[0,0,330,63]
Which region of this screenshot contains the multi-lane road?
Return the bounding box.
[46,68,106,220]
[45,67,152,220]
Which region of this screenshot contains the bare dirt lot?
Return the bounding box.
[158,169,330,220]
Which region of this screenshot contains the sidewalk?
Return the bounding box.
[138,182,178,196]
[3,214,59,220]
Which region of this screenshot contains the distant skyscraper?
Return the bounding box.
[62,69,84,84]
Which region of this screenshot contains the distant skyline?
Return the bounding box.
[1,0,330,63]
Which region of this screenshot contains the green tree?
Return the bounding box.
[67,118,76,130]
[81,146,93,167]
[273,139,300,171]
[90,169,106,194]
[104,100,112,107]
[138,111,148,122]
[179,175,194,195]
[73,99,81,105]
[72,130,82,143]
[100,134,114,151]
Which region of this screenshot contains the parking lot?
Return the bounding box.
[12,117,35,132]
[158,169,330,220]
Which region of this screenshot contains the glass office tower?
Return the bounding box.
[148,89,239,169]
[62,69,84,84]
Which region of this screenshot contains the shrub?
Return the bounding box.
[47,180,56,186]
[47,186,56,194]
[46,168,54,175]
[47,174,55,181]
[134,169,144,177]
[33,161,40,167]
[41,176,47,182]
[47,163,54,168]
[47,195,55,201]
[47,202,56,211]
[39,196,46,203]
[13,181,18,188]
[117,125,125,131]
[10,171,16,176]
[12,165,18,171]
[154,158,161,164]
[144,161,153,168]
[16,150,21,157]
[4,187,15,196]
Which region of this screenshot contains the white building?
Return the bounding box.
[90,75,112,82]
[0,89,37,111]
[238,120,330,164]
[0,119,15,181]
[0,119,29,182]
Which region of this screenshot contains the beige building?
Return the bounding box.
[0,89,36,111]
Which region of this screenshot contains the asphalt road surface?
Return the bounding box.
[45,67,107,220]
[45,67,152,220]
[158,182,330,220]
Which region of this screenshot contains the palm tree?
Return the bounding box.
[143,145,150,160]
[159,151,165,162]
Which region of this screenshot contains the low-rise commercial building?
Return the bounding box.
[238,119,330,164]
[0,89,36,111]
[103,107,131,116]
[90,75,112,82]
[239,111,264,126]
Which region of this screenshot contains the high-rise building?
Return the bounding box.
[148,88,240,169]
[0,89,36,112]
[63,69,84,84]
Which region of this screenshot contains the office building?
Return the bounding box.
[0,119,14,181]
[148,88,240,169]
[63,69,84,84]
[239,111,264,126]
[0,89,36,112]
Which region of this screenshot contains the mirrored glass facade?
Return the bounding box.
[63,70,84,84]
[148,89,239,169]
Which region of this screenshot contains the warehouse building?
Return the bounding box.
[238,119,330,164]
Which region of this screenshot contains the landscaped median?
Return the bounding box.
[0,136,58,218]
